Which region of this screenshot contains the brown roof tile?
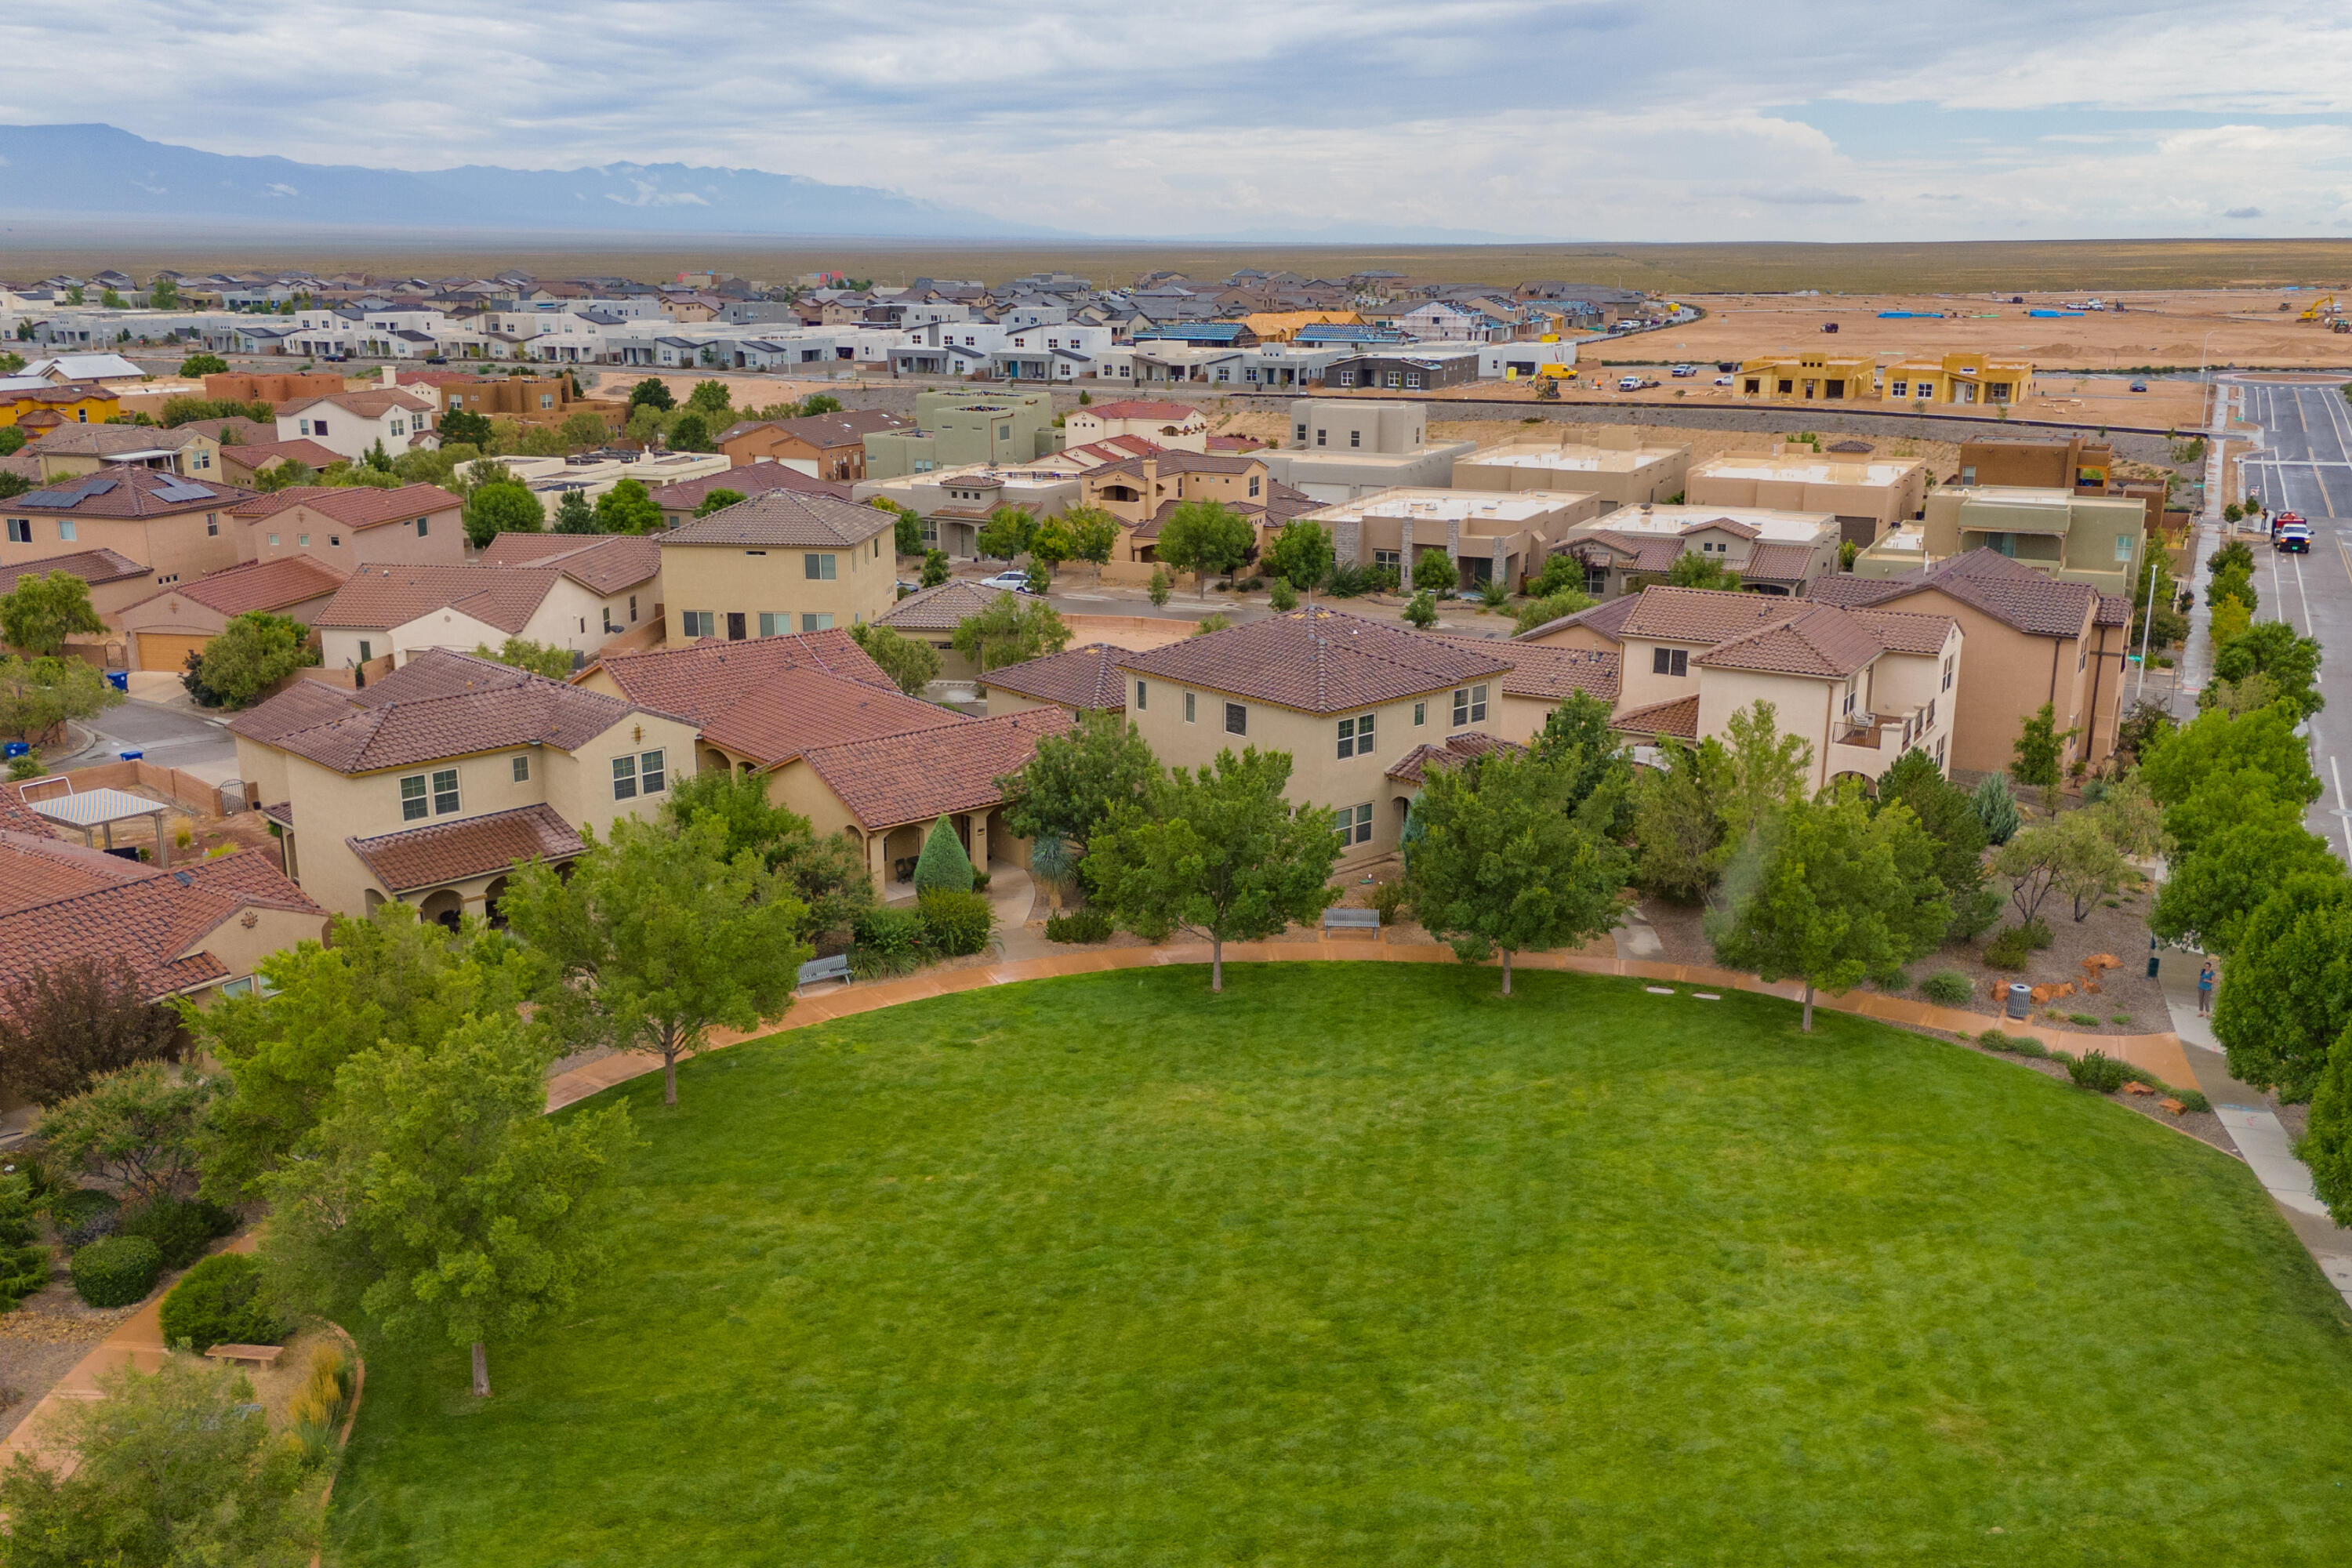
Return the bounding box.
[1119,608,1509,713]
[1426,635,1620,702]
[1514,592,1642,644]
[799,708,1072,831]
[346,803,583,893]
[1618,586,1803,644]
[641,463,852,510]
[227,482,461,529]
[1610,693,1700,742]
[232,648,637,774]
[1808,549,2098,639]
[588,630,895,722]
[1740,542,1823,583]
[1696,604,1893,679]
[0,548,150,596]
[217,437,342,474]
[5,466,256,520]
[1846,607,1958,655]
[1385,731,1523,784]
[981,644,1129,712]
[276,389,435,419]
[872,579,1015,633]
[660,489,894,550]
[699,669,964,770]
[473,533,660,594]
[120,555,348,620]
[315,563,563,634]
[27,425,211,458]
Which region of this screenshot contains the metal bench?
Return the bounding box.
[797,953,853,993]
[205,1343,285,1370]
[1322,906,1382,940]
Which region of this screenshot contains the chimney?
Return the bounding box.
[381,365,396,387]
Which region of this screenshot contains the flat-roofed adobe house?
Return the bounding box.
[1117,608,1515,866]
[1553,504,1841,599]
[118,554,349,673]
[227,648,700,922]
[1809,548,2129,779]
[227,484,465,570]
[1,469,258,590]
[0,825,326,1011]
[658,490,897,644]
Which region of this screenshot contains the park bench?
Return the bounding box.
[205,1343,285,1370]
[797,953,853,993]
[1322,906,1381,940]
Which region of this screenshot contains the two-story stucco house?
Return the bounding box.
[228,484,466,571]
[274,390,438,463]
[657,490,896,644]
[309,534,661,673]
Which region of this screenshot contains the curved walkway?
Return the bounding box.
[546,933,2198,1112]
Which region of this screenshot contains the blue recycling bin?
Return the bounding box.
[117,749,143,762]
[105,670,129,692]
[2,741,26,760]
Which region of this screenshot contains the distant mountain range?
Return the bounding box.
[0,124,1068,240]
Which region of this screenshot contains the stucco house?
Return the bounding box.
[274,389,438,463]
[1059,400,1209,453]
[980,644,1130,719]
[869,580,1015,681]
[310,534,661,672]
[227,484,466,571]
[118,554,349,673]
[1,468,258,590]
[657,490,897,644]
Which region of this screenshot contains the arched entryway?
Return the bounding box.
[484,876,510,930]
[419,887,465,931]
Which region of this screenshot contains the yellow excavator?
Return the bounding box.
[2297,293,2339,322]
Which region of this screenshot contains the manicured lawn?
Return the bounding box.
[328,965,2352,1566]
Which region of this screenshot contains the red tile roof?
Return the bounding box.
[1740,542,1824,583]
[5,466,256,519]
[1610,694,1701,743]
[1617,586,1802,644]
[472,533,660,594]
[119,555,349,620]
[873,579,1015,633]
[1806,549,2099,639]
[316,563,565,634]
[1385,731,1523,784]
[799,708,1072,831]
[1514,593,1642,644]
[1076,400,1200,422]
[0,835,324,1000]
[1696,603,1947,679]
[347,803,583,893]
[219,437,342,474]
[587,630,895,722]
[660,489,894,549]
[276,389,435,419]
[1426,635,1621,702]
[0,548,151,597]
[980,644,1129,712]
[227,482,461,530]
[699,669,964,770]
[641,463,852,510]
[1120,608,1511,714]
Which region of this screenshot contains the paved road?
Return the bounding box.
[2233,379,2352,862]
[55,697,240,779]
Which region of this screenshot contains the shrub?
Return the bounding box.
[1970,774,2022,845]
[912,815,975,893]
[918,888,995,956]
[70,1234,162,1308]
[288,1345,350,1455]
[1920,971,1974,1006]
[0,1241,46,1308]
[1269,578,1299,612]
[2068,1012,2102,1027]
[115,1196,238,1269]
[2067,1051,2132,1094]
[158,1251,291,1352]
[1983,926,2034,970]
[849,906,928,978]
[1977,1028,2048,1058]
[51,1186,121,1248]
[2173,1087,2213,1114]
[1370,882,1409,926]
[2019,916,2054,951]
[1044,909,1113,944]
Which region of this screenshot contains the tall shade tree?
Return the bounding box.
[188,905,543,1204]
[474,636,575,680]
[849,622,942,695]
[593,477,663,535]
[662,767,876,941]
[0,570,106,656]
[1062,506,1121,581]
[437,408,495,450]
[1661,552,1740,591]
[2305,1022,2352,1224]
[2152,820,2339,956]
[0,956,183,1107]
[1707,782,1950,1031]
[1154,499,1254,597]
[994,711,1162,852]
[1531,690,1633,829]
[627,377,676,413]
[685,379,732,416]
[2009,702,2076,789]
[1630,737,1724,903]
[261,1011,638,1397]
[1710,699,1813,870]
[2141,702,2321,815]
[1086,747,1341,992]
[0,654,123,740]
[2206,621,2324,720]
[1404,748,1629,994]
[2211,872,2352,1100]
[1263,520,1335,593]
[501,815,810,1106]
[463,481,545,547]
[975,506,1036,564]
[1873,748,2000,939]
[553,488,597,534]
[952,594,1072,673]
[183,612,318,709]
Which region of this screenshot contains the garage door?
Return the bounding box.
[136,633,212,672]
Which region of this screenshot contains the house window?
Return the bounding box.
[805,553,837,579]
[757,612,785,636]
[1651,648,1689,677]
[206,514,219,536]
[4,521,26,544]
[58,521,76,542]
[1135,680,1147,710]
[1350,430,1362,448]
[1374,550,1401,570]
[1249,476,1260,498]
[329,535,339,546]
[299,419,310,434]
[1295,423,1308,442]
[1316,428,1327,447]
[400,775,428,821]
[801,613,834,632]
[1184,691,1195,723]
[298,534,309,547]
[1941,656,1954,691]
[432,768,460,815]
[604,606,617,633]
[1414,700,1427,726]
[1957,464,1975,485]
[358,640,372,662]
[513,754,530,782]
[639,749,666,794]
[612,755,638,800]
[268,533,279,547]
[1225,702,1247,735]
[1336,802,1373,846]
[629,594,638,622]
[416,517,427,535]
[1451,684,1487,726]
[2114,533,2134,561]
[1336,712,1376,758]
[1842,679,1858,718]
[315,419,328,436]
[683,611,715,638]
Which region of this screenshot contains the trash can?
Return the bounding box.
[1,741,25,760]
[2005,983,2032,1020]
[117,749,143,762]
[105,670,129,692]
[2147,937,2161,979]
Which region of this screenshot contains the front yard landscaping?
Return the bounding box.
[329,964,2352,1566]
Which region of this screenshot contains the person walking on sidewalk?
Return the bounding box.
[2198,959,2216,1016]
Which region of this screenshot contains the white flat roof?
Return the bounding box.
[1309,487,1595,524]
[1692,456,1920,486]
[1581,503,1835,543]
[1465,445,1676,474]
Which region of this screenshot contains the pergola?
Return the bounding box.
[25,786,176,867]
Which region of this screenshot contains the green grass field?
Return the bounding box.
[327,965,2352,1566]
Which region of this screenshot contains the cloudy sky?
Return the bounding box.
[5,0,2350,240]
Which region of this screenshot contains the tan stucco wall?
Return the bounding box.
[179,899,330,1004]
[241,505,464,570]
[1859,587,2094,776]
[660,535,895,644]
[1684,460,1926,535]
[0,510,241,586]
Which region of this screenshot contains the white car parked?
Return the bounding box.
[979,569,1036,593]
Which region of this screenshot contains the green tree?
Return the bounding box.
[100,285,125,309]
[1403,590,1439,630]
[2154,820,2340,955]
[1063,506,1120,579]
[2213,872,2352,1099]
[695,488,746,518]
[1404,747,1630,993]
[920,549,951,588]
[188,906,540,1203]
[1630,738,1724,902]
[2164,770,2308,860]
[952,593,1072,672]
[438,408,495,448]
[462,480,544,547]
[1263,520,1335,593]
[554,488,597,534]
[1514,588,1595,634]
[261,1011,637,1397]
[1147,568,1172,607]
[913,815,975,892]
[176,350,226,378]
[149,276,183,309]
[871,499,923,556]
[975,505,1036,564]
[668,412,714,452]
[2141,702,2321,817]
[362,437,394,474]
[1029,515,1076,580]
[2207,619,2324,720]
[1970,772,2021,844]
[995,711,1161,851]
[502,815,810,1107]
[1086,747,1341,992]
[1411,549,1458,596]
[36,1061,213,1204]
[685,379,733,417]
[848,621,942,695]
[0,1354,318,1566]
[0,653,122,739]
[1155,499,1254,597]
[799,394,844,416]
[1707,783,1950,1030]
[628,376,676,413]
[559,409,612,449]
[1526,551,1584,599]
[1,569,106,656]
[0,956,183,1108]
[182,612,317,709]
[1663,552,1741,590]
[2009,701,2074,789]
[253,458,315,492]
[1711,699,1813,869]
[1874,748,2001,938]
[474,637,575,679]
[662,768,874,941]
[2305,1022,2352,1223]
[593,477,662,535]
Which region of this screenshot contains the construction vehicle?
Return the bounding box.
[1532,376,1560,401]
[2297,293,2339,322]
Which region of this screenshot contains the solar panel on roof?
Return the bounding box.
[151,482,217,503]
[75,478,118,496]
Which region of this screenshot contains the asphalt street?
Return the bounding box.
[2233,379,2352,864]
[53,693,241,779]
